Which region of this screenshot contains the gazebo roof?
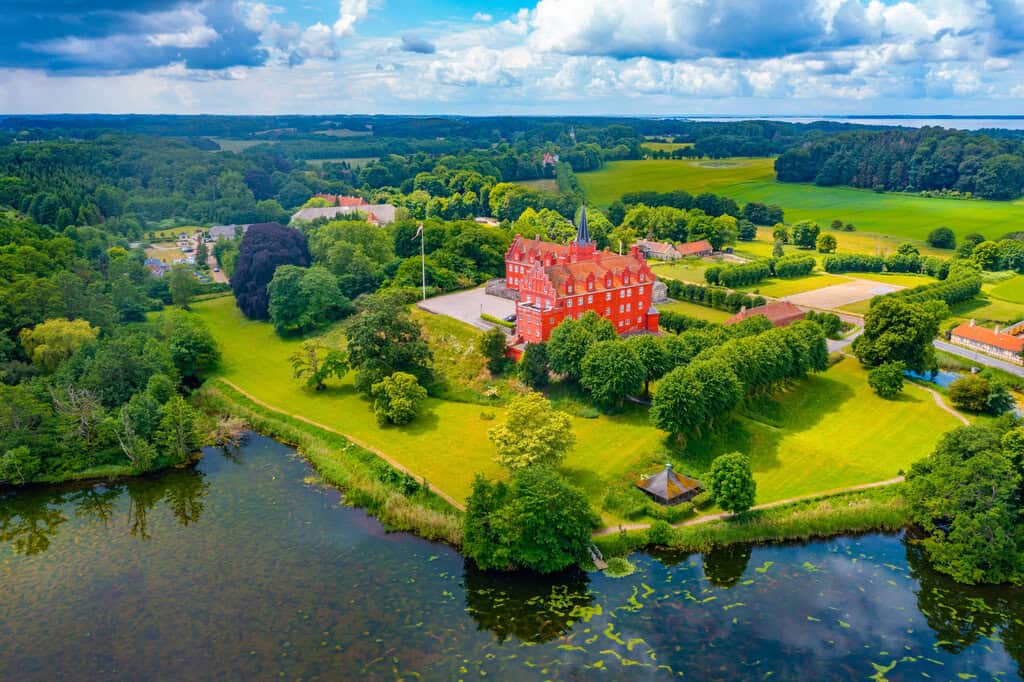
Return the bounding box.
[636,463,701,504]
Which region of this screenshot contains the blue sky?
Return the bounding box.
[2,0,1024,115]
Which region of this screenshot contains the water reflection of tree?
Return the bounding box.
[702,544,753,589]
[127,470,210,539]
[0,492,68,555]
[463,561,593,644]
[906,537,1024,675]
[71,486,122,527]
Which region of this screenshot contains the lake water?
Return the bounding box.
[3,433,1023,680]
[691,116,1024,131]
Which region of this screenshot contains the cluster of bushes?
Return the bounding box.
[773,254,815,278]
[705,260,771,288]
[651,321,829,437]
[822,252,951,279]
[879,274,982,308]
[658,311,714,334]
[663,279,767,312]
[612,191,784,227]
[804,310,844,339]
[948,374,1014,415]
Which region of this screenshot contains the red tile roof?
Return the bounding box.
[507,236,571,262]
[951,323,1024,353]
[725,301,806,327]
[636,239,681,256]
[676,239,713,256]
[542,253,651,296]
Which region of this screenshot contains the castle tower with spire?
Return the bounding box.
[503,204,660,345]
[568,205,596,262]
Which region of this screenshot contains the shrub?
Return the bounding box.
[927,227,957,249]
[481,313,514,329]
[773,254,815,278]
[519,342,549,389]
[647,520,674,546]
[477,327,509,375]
[371,372,428,425]
[692,491,715,509]
[603,556,637,578]
[868,361,906,398]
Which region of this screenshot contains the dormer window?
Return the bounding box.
[639,273,646,282]
[567,284,574,294]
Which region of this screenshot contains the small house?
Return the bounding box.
[725,301,806,328]
[950,320,1024,365]
[636,239,683,261]
[676,239,714,257]
[636,463,701,505]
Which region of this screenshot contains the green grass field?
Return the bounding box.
[739,273,850,298]
[676,357,960,502]
[988,275,1024,305]
[655,299,733,322]
[649,260,707,283]
[191,295,958,522]
[305,157,379,168]
[579,158,1024,242]
[518,178,560,194]
[641,141,694,152]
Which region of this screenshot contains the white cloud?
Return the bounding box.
[333,0,370,37]
[472,12,493,22]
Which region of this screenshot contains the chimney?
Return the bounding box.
[996,325,1001,335]
[970,319,976,326]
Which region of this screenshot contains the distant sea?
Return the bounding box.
[689,116,1024,131]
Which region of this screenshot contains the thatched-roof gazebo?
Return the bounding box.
[636,463,701,505]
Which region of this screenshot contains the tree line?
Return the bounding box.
[775,127,1024,200]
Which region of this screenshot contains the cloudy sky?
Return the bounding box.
[1,0,1024,115]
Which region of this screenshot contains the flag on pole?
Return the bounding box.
[412,223,423,240]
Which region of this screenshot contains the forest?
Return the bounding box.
[775,127,1024,199]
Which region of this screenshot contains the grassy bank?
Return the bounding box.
[578,158,1024,242]
[196,379,463,545]
[595,485,909,557]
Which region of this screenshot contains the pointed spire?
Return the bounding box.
[575,205,591,246]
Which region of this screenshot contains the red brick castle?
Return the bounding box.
[505,208,660,344]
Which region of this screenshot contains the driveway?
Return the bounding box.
[934,339,1024,377]
[416,287,516,331]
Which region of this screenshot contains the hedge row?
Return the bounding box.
[774,254,815,279]
[873,274,982,308]
[705,260,771,288]
[663,279,767,312]
[823,253,951,279]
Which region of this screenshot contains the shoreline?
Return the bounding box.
[196,377,914,565]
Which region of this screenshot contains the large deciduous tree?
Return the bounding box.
[580,340,644,409]
[268,265,350,336]
[231,222,311,320]
[463,468,600,573]
[488,392,574,470]
[19,318,98,372]
[905,423,1024,584]
[853,297,939,374]
[344,291,432,394]
[650,357,742,439]
[547,311,616,382]
[519,342,549,389]
[707,452,757,513]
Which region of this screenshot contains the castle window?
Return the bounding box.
[619,304,624,313]
[605,292,611,301]
[567,298,573,307]
[577,297,583,305]
[639,286,644,294]
[626,303,631,312]
[587,295,593,304]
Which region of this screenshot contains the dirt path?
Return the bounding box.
[917,384,970,426]
[216,379,467,511]
[593,476,905,537]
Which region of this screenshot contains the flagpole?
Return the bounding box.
[420,223,426,302]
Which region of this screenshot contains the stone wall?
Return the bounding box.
[485,278,519,301]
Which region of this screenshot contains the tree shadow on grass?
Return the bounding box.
[672,372,857,479]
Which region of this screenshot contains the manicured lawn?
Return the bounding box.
[951,296,1024,325]
[656,299,733,322]
[192,297,957,523]
[739,273,849,298]
[649,260,708,283]
[671,357,962,504]
[191,296,669,525]
[844,272,938,288]
[579,158,1024,242]
[988,275,1024,305]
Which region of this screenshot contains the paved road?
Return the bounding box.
[934,339,1024,377]
[826,328,862,354]
[416,287,515,331]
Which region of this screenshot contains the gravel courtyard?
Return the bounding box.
[416,287,516,330]
[784,279,904,310]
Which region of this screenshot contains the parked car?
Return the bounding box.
[503,314,517,323]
